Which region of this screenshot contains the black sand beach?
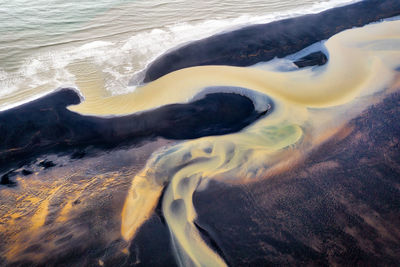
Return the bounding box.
[0,88,269,178]
[142,0,400,82]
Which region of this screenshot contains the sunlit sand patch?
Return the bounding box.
[0,139,171,264]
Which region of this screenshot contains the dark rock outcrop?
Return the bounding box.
[0,171,16,187]
[293,51,328,68]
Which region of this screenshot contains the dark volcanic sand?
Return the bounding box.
[5,84,400,266]
[0,138,174,267]
[0,88,269,177]
[189,91,400,266]
[1,1,400,266]
[142,0,400,83]
[51,88,400,267]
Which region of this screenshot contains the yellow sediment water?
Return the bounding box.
[117,20,400,267]
[121,171,163,241]
[67,60,110,100]
[69,20,400,116]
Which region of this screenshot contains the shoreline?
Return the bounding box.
[143,0,400,82]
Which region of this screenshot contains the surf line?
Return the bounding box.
[69,19,395,116]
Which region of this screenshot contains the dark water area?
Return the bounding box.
[143,0,400,82]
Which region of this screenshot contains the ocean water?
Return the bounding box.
[0,0,358,110]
